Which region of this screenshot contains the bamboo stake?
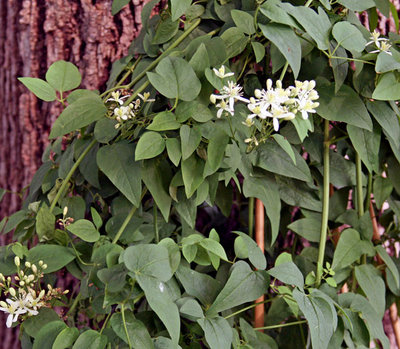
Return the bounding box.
[254,198,265,330]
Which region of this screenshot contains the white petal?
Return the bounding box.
[6,314,13,328]
[273,118,280,131]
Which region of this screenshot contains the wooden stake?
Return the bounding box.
[254,199,265,330]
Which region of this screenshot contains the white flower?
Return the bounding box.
[113,105,135,122]
[366,29,392,55]
[138,92,155,102]
[216,99,234,118]
[214,81,249,112]
[0,299,27,328]
[106,91,129,105]
[213,65,235,79]
[270,105,296,131]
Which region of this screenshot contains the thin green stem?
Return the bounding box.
[112,188,147,244]
[121,303,132,349]
[254,320,307,331]
[127,18,201,89]
[66,292,81,317]
[100,312,112,334]
[316,119,330,287]
[304,0,313,6]
[224,298,274,319]
[279,62,289,81]
[365,172,372,213]
[355,153,364,218]
[50,139,97,213]
[248,197,255,239]
[154,203,159,243]
[124,80,150,106]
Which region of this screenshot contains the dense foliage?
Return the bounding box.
[1,0,400,347]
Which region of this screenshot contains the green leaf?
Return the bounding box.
[268,262,304,288]
[220,27,248,60]
[198,317,233,349]
[272,134,296,165]
[231,10,255,35]
[255,139,312,182]
[279,3,331,50]
[135,131,166,160]
[123,244,172,281]
[147,56,201,101]
[110,312,154,348]
[159,238,181,274]
[347,124,380,173]
[18,77,56,101]
[372,72,400,100]
[171,0,192,21]
[199,238,228,261]
[136,274,180,344]
[376,245,399,289]
[332,22,366,52]
[166,138,181,166]
[175,191,197,228]
[111,0,130,15]
[234,232,267,270]
[94,118,118,143]
[338,0,375,11]
[332,229,364,270]
[251,41,265,63]
[207,261,269,317]
[234,236,248,259]
[49,95,106,138]
[176,101,214,123]
[373,176,393,209]
[72,330,107,349]
[317,84,372,131]
[176,262,221,306]
[33,321,67,349]
[142,159,172,221]
[243,174,281,244]
[367,101,400,149]
[91,207,102,230]
[147,111,181,131]
[182,154,204,198]
[52,327,79,349]
[27,245,75,273]
[67,219,100,242]
[293,289,334,349]
[207,128,229,172]
[97,141,142,207]
[179,298,204,320]
[189,43,210,77]
[259,23,301,78]
[287,217,321,242]
[355,264,386,318]
[152,16,179,44]
[36,204,55,242]
[376,50,400,73]
[23,308,60,338]
[46,60,81,92]
[260,1,299,28]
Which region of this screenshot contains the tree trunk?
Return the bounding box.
[0,0,145,346]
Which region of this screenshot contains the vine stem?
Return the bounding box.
[254,320,307,331]
[316,119,330,287]
[121,303,132,349]
[355,153,364,218]
[225,298,274,319]
[248,197,254,239]
[154,203,159,243]
[254,198,265,330]
[49,139,97,213]
[127,18,201,89]
[112,188,147,244]
[66,292,81,317]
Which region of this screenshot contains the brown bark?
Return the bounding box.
[0,0,145,346]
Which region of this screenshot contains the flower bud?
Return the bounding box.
[63,206,68,217]
[39,290,45,299]
[38,260,43,267]
[25,262,31,268]
[31,264,37,274]
[9,288,16,297]
[209,94,216,104]
[42,264,48,270]
[19,281,25,287]
[0,301,7,308]
[0,273,4,282]
[14,256,20,267]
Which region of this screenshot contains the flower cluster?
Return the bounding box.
[366,29,392,55]
[107,91,155,129]
[209,66,320,134]
[0,257,67,328]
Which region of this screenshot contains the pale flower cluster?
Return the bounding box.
[366,29,392,55]
[107,91,155,128]
[209,66,320,132]
[0,257,67,328]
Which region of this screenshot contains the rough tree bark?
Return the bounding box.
[0,0,145,346]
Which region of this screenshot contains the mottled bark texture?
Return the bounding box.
[0,0,145,346]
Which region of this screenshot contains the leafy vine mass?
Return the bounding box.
[1,0,400,348]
